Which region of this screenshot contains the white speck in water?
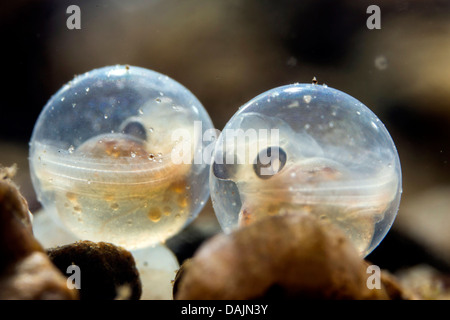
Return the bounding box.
[374,55,388,70]
[104,114,108,119]
[68,145,75,154]
[371,121,378,130]
[148,127,154,133]
[356,111,361,115]
[131,152,136,158]
[304,123,311,130]
[290,172,296,178]
[85,87,90,92]
[138,108,144,115]
[303,95,312,104]
[72,103,76,108]
[286,56,297,67]
[61,97,65,102]
[329,121,335,128]
[323,83,328,88]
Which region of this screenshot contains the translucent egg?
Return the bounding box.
[210,83,402,256]
[29,65,214,249]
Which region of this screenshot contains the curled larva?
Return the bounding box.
[29,65,214,249]
[210,83,402,257]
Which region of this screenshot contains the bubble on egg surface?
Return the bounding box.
[29,65,214,249]
[210,83,402,257]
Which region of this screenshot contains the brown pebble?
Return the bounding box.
[172,258,191,299]
[175,214,392,300]
[379,267,418,300]
[0,166,77,300]
[47,240,142,300]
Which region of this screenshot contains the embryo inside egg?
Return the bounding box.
[210,83,402,257]
[29,65,214,249]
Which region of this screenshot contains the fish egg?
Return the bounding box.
[29,65,214,249]
[210,83,402,257]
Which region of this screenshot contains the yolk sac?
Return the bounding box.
[210,83,402,257]
[29,65,214,249]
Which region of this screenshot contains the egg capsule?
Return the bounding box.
[29,65,214,249]
[210,83,402,257]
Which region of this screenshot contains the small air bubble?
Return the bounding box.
[371,121,378,130]
[303,95,312,104]
[138,108,144,115]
